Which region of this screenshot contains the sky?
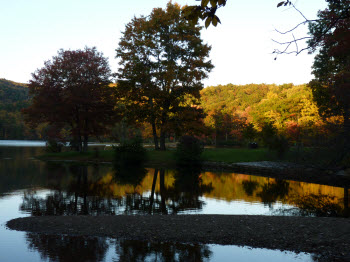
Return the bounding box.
[0,0,327,87]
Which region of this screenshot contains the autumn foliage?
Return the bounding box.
[116,2,213,150]
[22,47,117,152]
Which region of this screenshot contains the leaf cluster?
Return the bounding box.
[182,0,226,28]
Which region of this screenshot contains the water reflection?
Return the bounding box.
[26,234,108,262]
[0,147,349,217]
[257,179,290,207]
[279,193,349,217]
[25,233,212,262]
[115,240,211,262]
[13,163,349,217]
[24,233,315,262]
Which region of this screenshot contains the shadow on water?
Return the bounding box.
[23,233,318,262]
[26,233,109,262]
[115,239,212,262]
[25,233,212,262]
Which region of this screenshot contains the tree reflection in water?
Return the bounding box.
[241,180,259,196]
[116,240,211,262]
[257,179,290,208]
[25,233,108,262]
[283,191,349,217]
[20,164,214,216]
[164,166,214,214]
[18,162,349,217]
[24,233,212,262]
[111,167,214,215]
[21,165,119,216]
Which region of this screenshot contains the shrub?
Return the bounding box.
[248,142,259,149]
[114,138,147,166]
[45,139,64,153]
[268,134,290,157]
[175,135,204,166]
[260,122,277,147]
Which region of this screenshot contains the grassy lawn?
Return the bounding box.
[202,148,275,163]
[38,147,277,165]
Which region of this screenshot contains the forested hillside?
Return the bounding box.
[0,79,33,139]
[0,79,328,144]
[200,83,325,145]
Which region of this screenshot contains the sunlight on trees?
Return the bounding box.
[116,2,213,150]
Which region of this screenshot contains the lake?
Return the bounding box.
[1,141,347,261]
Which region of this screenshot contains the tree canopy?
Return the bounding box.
[22,47,117,151]
[116,2,213,150]
[307,0,350,162]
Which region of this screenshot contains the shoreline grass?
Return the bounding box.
[37,147,278,166]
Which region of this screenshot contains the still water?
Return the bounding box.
[1,142,347,261]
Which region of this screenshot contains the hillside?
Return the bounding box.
[0,79,29,111]
[200,83,323,144]
[0,79,31,139]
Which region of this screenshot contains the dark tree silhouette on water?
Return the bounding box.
[25,233,108,262]
[24,234,212,262]
[23,47,117,152]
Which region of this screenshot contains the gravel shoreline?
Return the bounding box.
[7,215,350,261]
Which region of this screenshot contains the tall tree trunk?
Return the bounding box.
[83,118,88,152]
[151,121,159,150]
[83,135,88,152]
[159,169,167,214]
[149,169,158,214]
[332,108,350,165]
[343,109,350,153]
[160,128,166,151]
[75,107,83,152]
[344,187,349,217]
[77,135,83,152]
[82,166,88,215]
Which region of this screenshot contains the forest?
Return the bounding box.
[0,79,33,139]
[0,77,331,148]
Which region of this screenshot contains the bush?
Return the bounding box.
[114,138,147,166]
[268,134,290,157]
[260,122,277,147]
[216,140,242,147]
[45,139,64,153]
[175,135,204,166]
[248,142,259,149]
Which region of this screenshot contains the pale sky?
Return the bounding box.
[0,0,327,86]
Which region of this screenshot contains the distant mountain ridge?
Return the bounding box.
[0,79,29,112]
[0,79,31,139]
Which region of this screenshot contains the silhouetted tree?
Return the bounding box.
[116,2,213,150]
[23,47,117,152]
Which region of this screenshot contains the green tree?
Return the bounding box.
[116,2,213,150]
[23,47,117,152]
